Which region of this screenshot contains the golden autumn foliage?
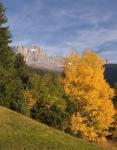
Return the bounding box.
[112,109,117,138]
[64,50,115,142]
[23,90,36,109]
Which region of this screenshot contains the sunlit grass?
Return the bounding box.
[0,106,108,150]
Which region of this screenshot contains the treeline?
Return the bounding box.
[0,2,117,143]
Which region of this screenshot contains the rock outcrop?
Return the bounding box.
[15,46,65,72]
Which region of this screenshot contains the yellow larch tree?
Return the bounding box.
[23,90,36,109]
[64,50,115,142]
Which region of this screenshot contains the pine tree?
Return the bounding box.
[0,2,26,114]
[0,2,13,67]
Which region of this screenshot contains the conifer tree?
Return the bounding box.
[0,2,14,67]
[0,2,26,114]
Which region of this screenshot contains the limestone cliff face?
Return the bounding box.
[15,46,64,72]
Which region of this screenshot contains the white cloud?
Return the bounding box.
[4,0,117,62]
[65,28,117,50]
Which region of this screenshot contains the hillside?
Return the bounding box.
[105,64,117,86]
[0,106,106,150]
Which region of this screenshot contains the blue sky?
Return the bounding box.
[2,0,117,62]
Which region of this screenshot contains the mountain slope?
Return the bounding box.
[0,106,107,150]
[105,64,117,86]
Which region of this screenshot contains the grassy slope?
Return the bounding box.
[0,106,107,150]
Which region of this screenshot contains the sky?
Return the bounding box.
[1,0,117,62]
